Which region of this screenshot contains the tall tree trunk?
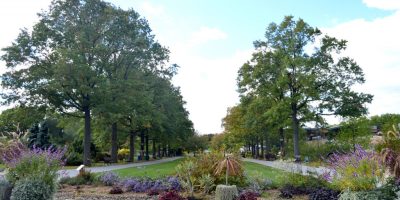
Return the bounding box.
[83,108,92,166]
[145,133,149,160]
[140,131,144,160]
[162,145,166,157]
[152,139,156,159]
[279,127,285,157]
[291,105,300,161]
[111,122,118,163]
[128,131,136,162]
[158,144,161,158]
[260,138,264,159]
[255,138,260,158]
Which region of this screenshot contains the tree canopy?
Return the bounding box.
[233,16,373,160]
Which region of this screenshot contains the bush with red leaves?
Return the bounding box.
[159,190,185,200]
[109,185,123,194]
[236,190,260,200]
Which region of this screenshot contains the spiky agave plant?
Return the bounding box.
[214,155,242,185]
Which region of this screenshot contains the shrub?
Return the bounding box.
[339,188,397,200]
[309,188,340,200]
[109,185,124,194]
[159,190,185,200]
[1,143,65,192]
[215,185,238,200]
[279,184,314,198]
[214,155,243,186]
[166,177,181,191]
[99,171,120,186]
[118,148,130,161]
[122,178,139,192]
[61,169,96,186]
[286,172,327,189]
[10,179,54,200]
[147,188,160,196]
[236,190,260,200]
[121,177,181,193]
[323,144,386,191]
[76,169,96,185]
[0,179,12,200]
[65,151,83,166]
[245,172,272,192]
[176,160,196,196]
[198,174,215,194]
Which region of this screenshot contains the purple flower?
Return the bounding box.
[100,171,120,186]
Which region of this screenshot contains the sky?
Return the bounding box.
[1,0,400,134]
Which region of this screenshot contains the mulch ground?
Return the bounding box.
[55,185,308,200]
[55,185,157,200]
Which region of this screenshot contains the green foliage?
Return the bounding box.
[0,106,45,135]
[59,169,97,186]
[245,172,273,192]
[370,114,400,133]
[215,185,238,200]
[214,155,243,186]
[299,140,352,162]
[285,172,327,189]
[337,117,372,148]
[27,122,51,149]
[0,179,12,200]
[5,149,63,193]
[339,185,398,200]
[327,146,385,192]
[117,148,129,161]
[198,174,215,194]
[236,15,372,159]
[176,160,196,197]
[10,179,54,200]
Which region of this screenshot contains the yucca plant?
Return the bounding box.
[214,155,242,185]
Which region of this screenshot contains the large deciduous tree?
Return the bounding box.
[238,16,372,160]
[1,0,169,165]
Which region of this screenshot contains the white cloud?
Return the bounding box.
[171,48,252,133]
[323,8,400,119]
[188,27,228,46]
[139,1,165,17]
[363,0,400,10]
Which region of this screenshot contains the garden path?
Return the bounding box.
[59,157,183,178]
[243,158,331,176]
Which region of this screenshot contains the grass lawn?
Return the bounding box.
[111,158,289,187]
[244,161,289,187]
[113,158,183,178]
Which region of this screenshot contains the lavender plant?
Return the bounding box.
[121,177,181,194]
[323,144,386,191]
[100,171,120,186]
[1,142,66,192]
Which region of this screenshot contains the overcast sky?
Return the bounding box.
[1,0,400,134]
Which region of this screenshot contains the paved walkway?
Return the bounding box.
[243,158,331,176]
[59,157,182,177]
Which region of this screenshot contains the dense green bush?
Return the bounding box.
[65,151,83,166]
[339,178,400,200]
[0,179,12,200]
[10,179,54,200]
